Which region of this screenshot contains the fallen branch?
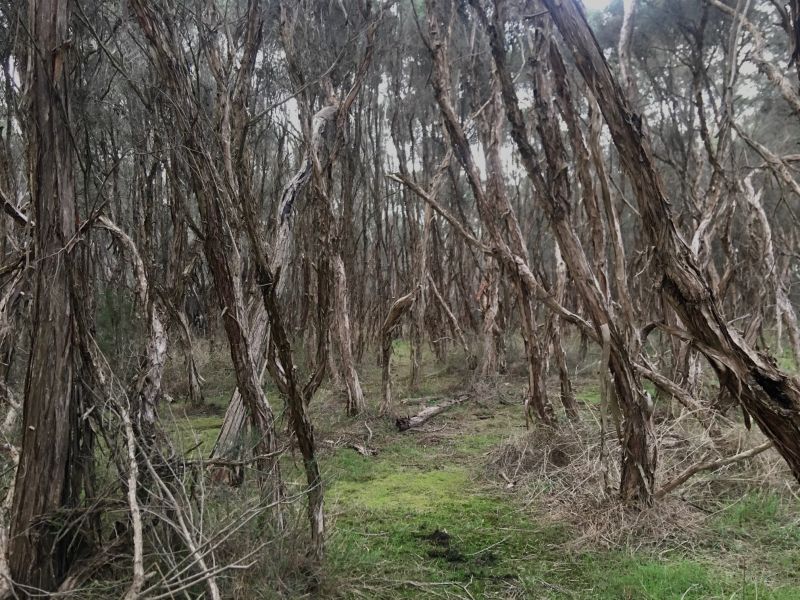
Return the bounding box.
[655,441,773,499]
[395,395,470,431]
[347,443,377,457]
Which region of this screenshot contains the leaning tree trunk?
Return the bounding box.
[379,152,450,415]
[543,0,800,482]
[742,175,800,369]
[209,101,328,463]
[423,3,558,427]
[9,0,86,589]
[427,273,476,369]
[210,299,268,469]
[735,138,800,370]
[129,0,281,493]
[478,77,554,425]
[476,1,656,502]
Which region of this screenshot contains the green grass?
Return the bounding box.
[707,491,800,586]
[574,554,800,599]
[165,338,800,599]
[323,442,569,598]
[170,413,222,455]
[777,351,798,375]
[574,381,657,407]
[319,422,800,599]
[575,385,601,405]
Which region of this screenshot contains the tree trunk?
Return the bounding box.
[477,1,655,501]
[427,273,476,369]
[97,216,168,444]
[476,64,555,426]
[549,245,579,420]
[210,105,337,461]
[478,262,505,377]
[129,0,281,493]
[9,0,85,589]
[332,254,366,415]
[380,290,416,414]
[543,0,800,482]
[210,299,267,467]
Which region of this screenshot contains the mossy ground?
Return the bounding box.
[168,339,800,599]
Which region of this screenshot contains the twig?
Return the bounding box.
[191,448,287,469]
[465,536,509,557]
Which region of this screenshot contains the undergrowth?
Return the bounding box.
[158,341,800,599]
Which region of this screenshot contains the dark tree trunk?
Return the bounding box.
[9,0,86,590]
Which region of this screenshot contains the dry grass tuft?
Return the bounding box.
[488,410,792,552]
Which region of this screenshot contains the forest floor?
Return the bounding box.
[164,341,800,599]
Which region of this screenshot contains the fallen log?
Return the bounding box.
[395,394,470,431]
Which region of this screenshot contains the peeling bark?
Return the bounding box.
[129,0,281,495]
[544,0,800,483]
[333,254,366,415]
[97,216,167,444]
[9,0,87,588]
[424,0,556,425]
[478,262,505,377]
[742,176,800,370]
[478,0,656,502]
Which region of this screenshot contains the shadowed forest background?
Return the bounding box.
[1,0,800,597]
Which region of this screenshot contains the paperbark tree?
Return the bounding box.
[8,0,89,589]
[543,0,800,482]
[476,0,656,503]
[129,0,281,491]
[423,0,558,426]
[97,216,167,445]
[380,152,449,414]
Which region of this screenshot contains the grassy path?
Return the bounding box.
[314,399,800,599]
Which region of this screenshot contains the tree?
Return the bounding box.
[543,0,800,482]
[8,0,93,589]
